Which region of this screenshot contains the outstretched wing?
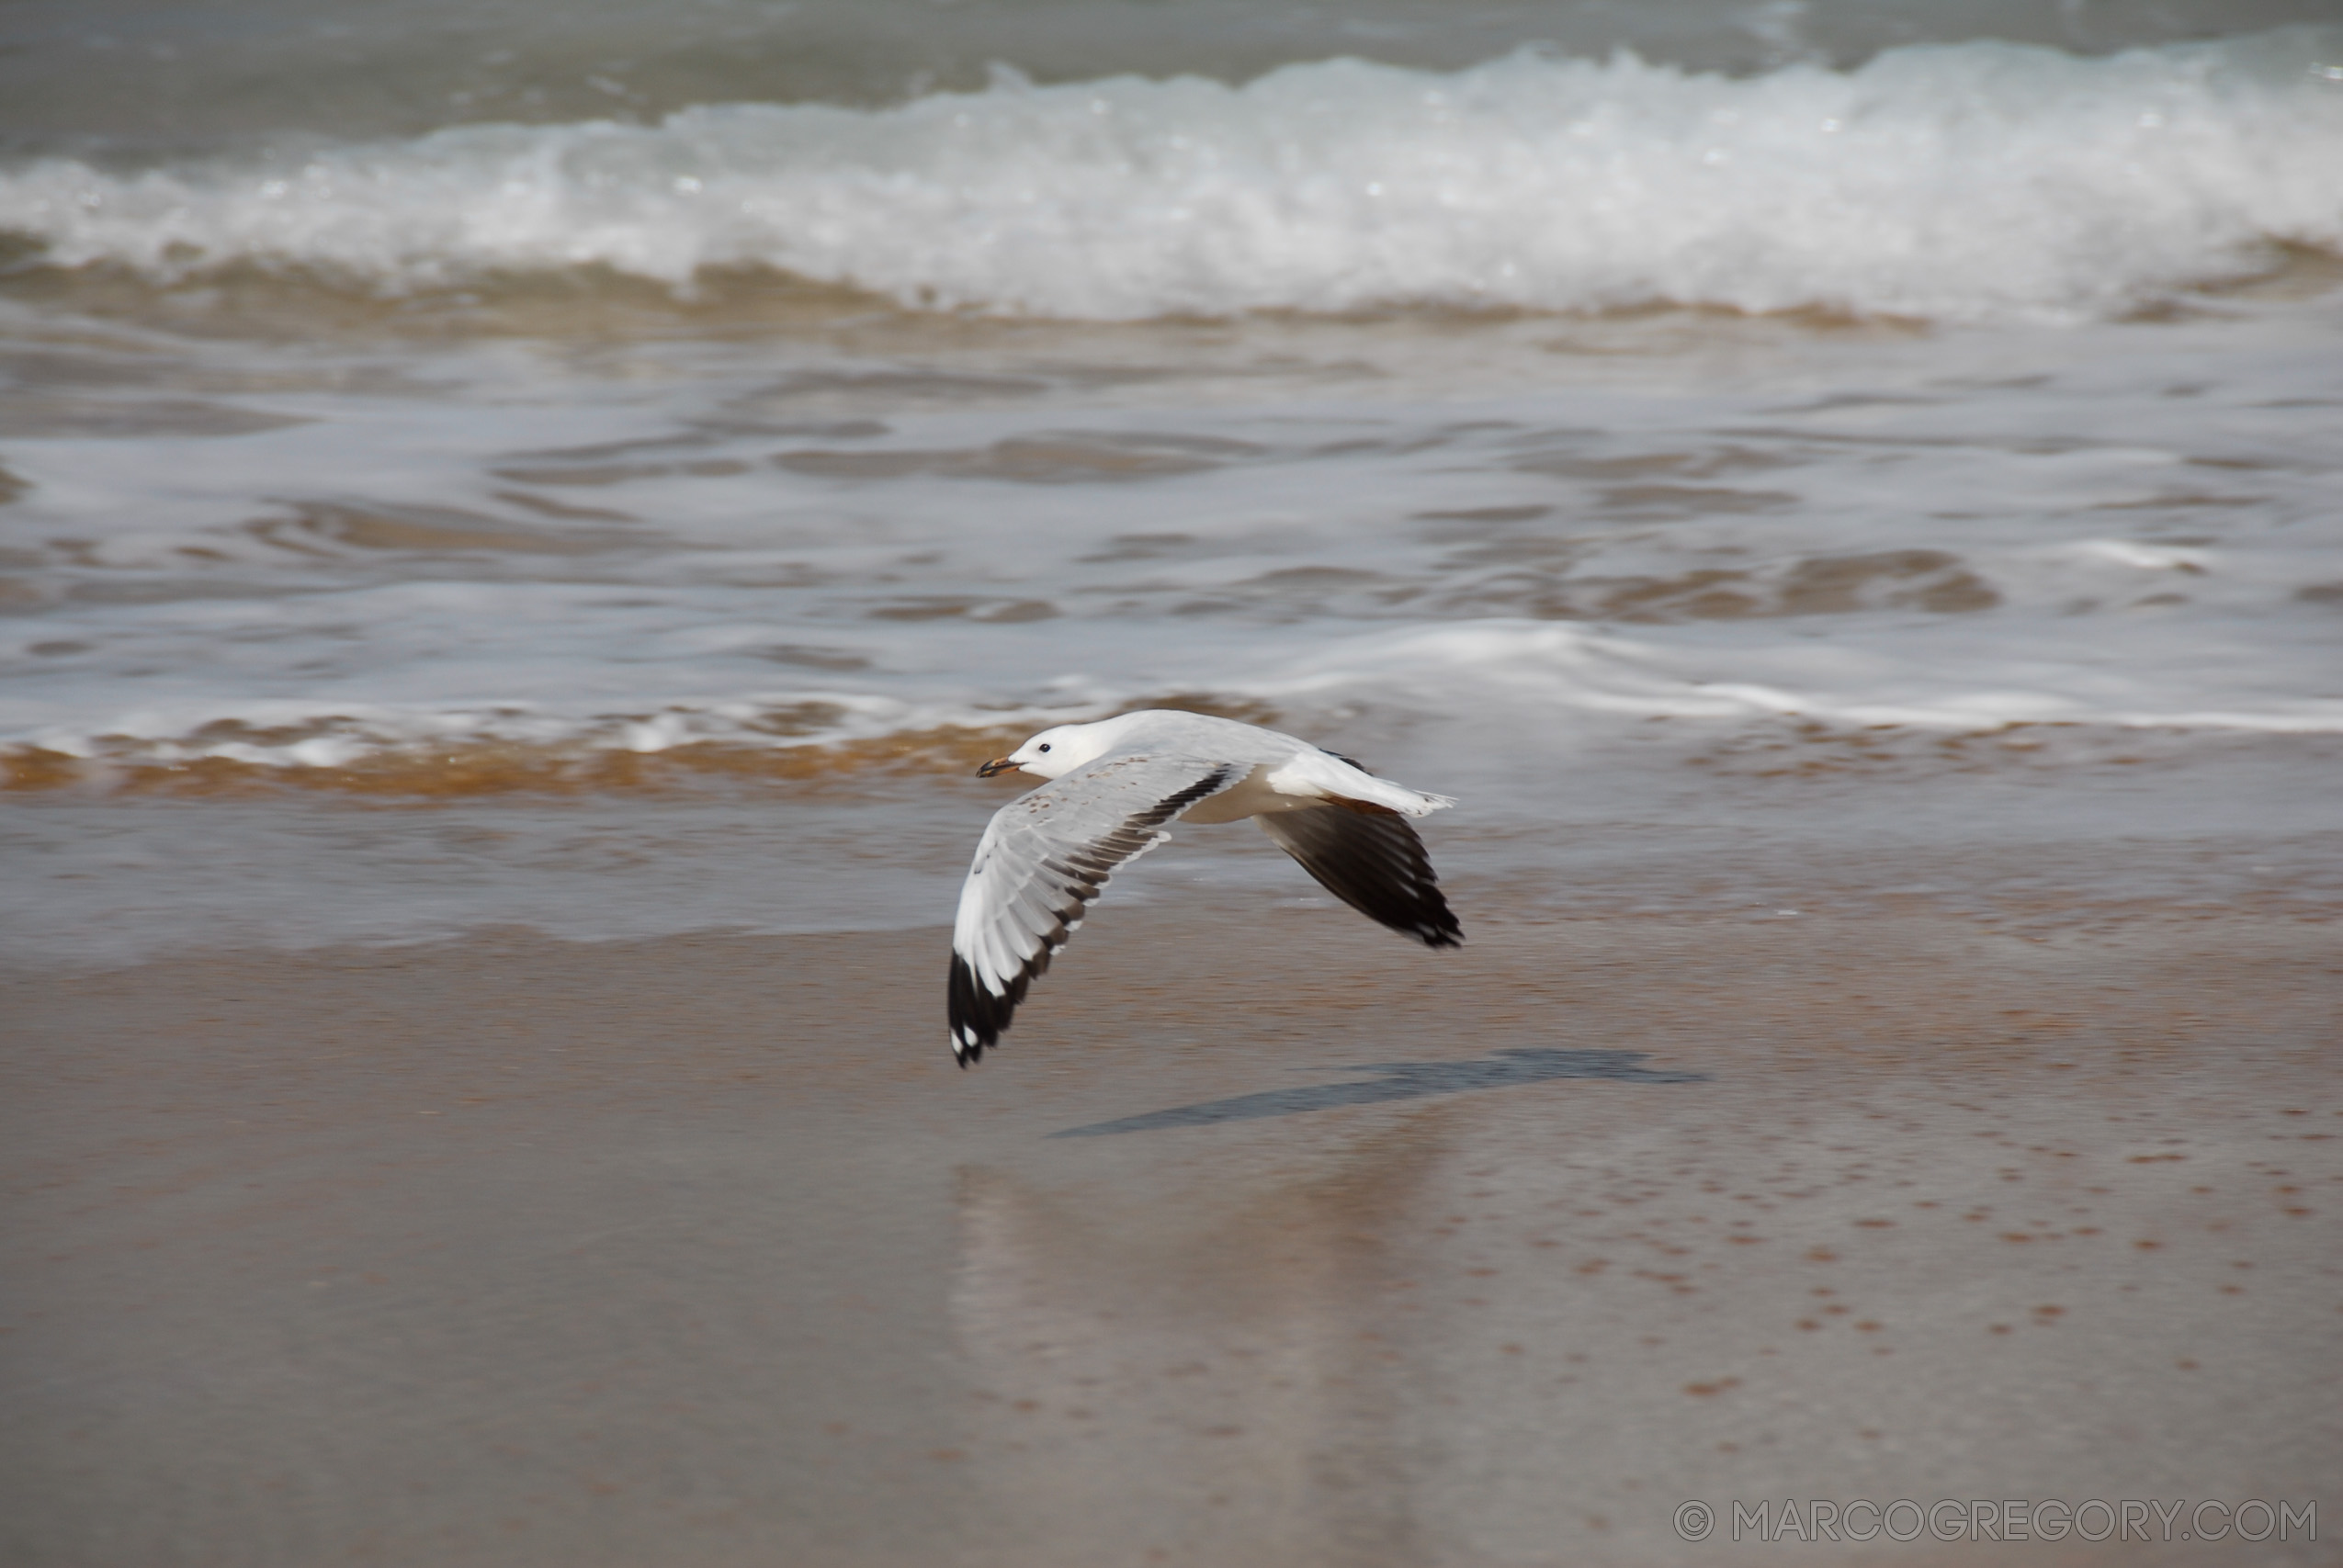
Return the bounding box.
[950,753,1239,1065]
[1255,805,1462,949]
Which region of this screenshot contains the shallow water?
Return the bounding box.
[1,1,2338,960]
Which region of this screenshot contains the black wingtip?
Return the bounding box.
[948,952,1008,1067]
[1404,904,1464,949]
[1421,889,1464,949]
[1258,805,1463,953]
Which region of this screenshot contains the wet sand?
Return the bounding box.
[4,897,2338,1566]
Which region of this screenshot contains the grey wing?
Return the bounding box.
[1256,805,1462,949]
[949,752,1239,1066]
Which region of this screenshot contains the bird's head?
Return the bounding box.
[976,718,1116,781]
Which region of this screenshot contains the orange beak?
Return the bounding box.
[976,756,1020,777]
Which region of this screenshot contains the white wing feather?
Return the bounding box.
[947,752,1239,1064]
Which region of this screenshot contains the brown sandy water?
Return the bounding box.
[5,877,2337,1566]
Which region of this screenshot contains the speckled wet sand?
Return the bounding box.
[4,898,2338,1567]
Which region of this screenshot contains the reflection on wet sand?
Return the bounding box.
[952,1125,1447,1565]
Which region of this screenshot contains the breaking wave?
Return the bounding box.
[6,30,2341,323]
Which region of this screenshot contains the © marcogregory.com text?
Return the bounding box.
[1670,1497,2317,1544]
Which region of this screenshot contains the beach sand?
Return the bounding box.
[5,884,2337,1566]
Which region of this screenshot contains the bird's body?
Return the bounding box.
[948,709,1460,1065]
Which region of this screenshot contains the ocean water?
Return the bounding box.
[3,0,2340,961]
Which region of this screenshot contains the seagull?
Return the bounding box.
[948,709,1460,1065]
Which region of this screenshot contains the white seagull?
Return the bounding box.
[948,709,1460,1065]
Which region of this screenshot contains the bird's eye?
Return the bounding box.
[1036,742,1051,752]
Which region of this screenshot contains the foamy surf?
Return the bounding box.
[6,30,2342,323]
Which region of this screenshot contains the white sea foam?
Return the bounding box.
[1251,619,2343,735]
[6,31,2342,322]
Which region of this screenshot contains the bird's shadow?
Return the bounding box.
[1049,1046,1706,1138]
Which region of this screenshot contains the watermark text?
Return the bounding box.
[1671,1497,2316,1545]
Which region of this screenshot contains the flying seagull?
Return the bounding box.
[948,709,1460,1065]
